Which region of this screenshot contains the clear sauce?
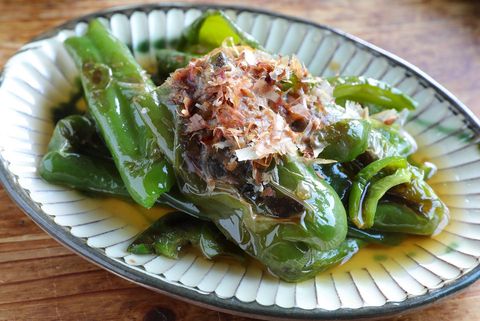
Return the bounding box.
[98,197,174,231]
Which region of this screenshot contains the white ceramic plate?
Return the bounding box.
[1,4,480,320]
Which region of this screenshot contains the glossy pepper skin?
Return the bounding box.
[173,150,349,252]
[328,76,418,112]
[349,157,411,229]
[154,49,199,83]
[374,165,449,235]
[177,10,261,54]
[263,238,363,282]
[346,226,404,246]
[348,157,449,235]
[39,114,200,217]
[317,119,371,162]
[128,211,244,260]
[174,161,360,282]
[367,119,417,159]
[39,115,128,197]
[64,20,175,208]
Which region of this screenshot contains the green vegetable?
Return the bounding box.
[128,211,243,260]
[346,226,405,246]
[263,238,364,282]
[155,49,199,82]
[373,165,449,235]
[39,115,128,197]
[408,158,437,180]
[64,20,175,208]
[349,157,410,229]
[178,10,261,54]
[318,119,371,162]
[38,114,203,218]
[173,155,348,252]
[329,76,417,111]
[39,115,357,281]
[349,157,448,234]
[313,162,353,203]
[367,119,417,159]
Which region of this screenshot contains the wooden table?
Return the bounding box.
[0,0,479,320]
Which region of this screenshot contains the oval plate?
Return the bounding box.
[1,3,480,320]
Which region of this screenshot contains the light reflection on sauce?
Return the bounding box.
[99,197,174,231]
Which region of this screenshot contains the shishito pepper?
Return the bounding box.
[133,110,351,280]
[264,238,363,282]
[367,119,417,159]
[36,120,385,261]
[170,147,349,252]
[349,157,409,228]
[64,20,175,208]
[348,157,448,234]
[328,76,418,111]
[373,165,449,235]
[177,10,261,54]
[152,10,261,80]
[39,115,127,197]
[132,47,355,281]
[38,114,202,217]
[317,119,371,162]
[128,211,244,260]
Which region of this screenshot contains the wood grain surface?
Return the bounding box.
[0,0,479,320]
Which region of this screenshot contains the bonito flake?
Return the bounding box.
[169,45,364,164]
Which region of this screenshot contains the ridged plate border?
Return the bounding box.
[0,3,479,320]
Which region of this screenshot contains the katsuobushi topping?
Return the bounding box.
[169,45,365,185]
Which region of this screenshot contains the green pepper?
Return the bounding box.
[39,119,400,252]
[346,226,405,246]
[177,10,261,54]
[134,70,349,253]
[408,157,437,180]
[64,20,175,208]
[313,162,353,203]
[329,76,417,111]
[45,16,450,283]
[135,85,352,281]
[263,238,364,282]
[39,115,128,197]
[373,165,449,235]
[349,157,410,229]
[128,211,243,260]
[174,155,348,252]
[40,113,410,280]
[154,49,199,84]
[38,114,204,218]
[317,119,371,162]
[367,119,417,159]
[349,157,448,234]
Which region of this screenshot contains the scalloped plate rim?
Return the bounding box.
[0,3,479,320]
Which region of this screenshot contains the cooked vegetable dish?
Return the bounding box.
[39,11,449,282]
